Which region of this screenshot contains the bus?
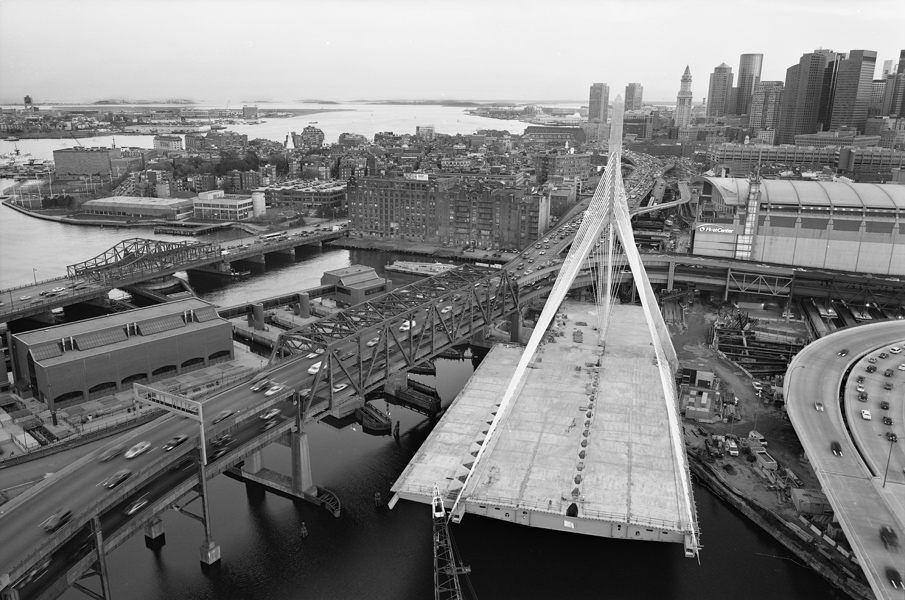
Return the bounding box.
[258,232,288,242]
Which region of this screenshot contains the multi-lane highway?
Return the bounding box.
[786,321,905,598]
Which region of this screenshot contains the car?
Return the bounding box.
[51,287,65,293]
[209,447,231,461]
[212,410,234,424]
[125,441,151,459]
[885,382,894,390]
[883,416,893,426]
[307,362,322,375]
[298,388,311,398]
[830,441,843,457]
[887,432,899,442]
[752,381,763,391]
[366,337,380,347]
[31,298,41,304]
[43,508,73,532]
[886,567,904,590]
[891,347,903,354]
[123,497,149,516]
[814,402,824,411]
[856,375,865,383]
[260,408,281,421]
[340,351,355,361]
[867,365,878,373]
[881,526,900,550]
[251,379,272,392]
[19,295,31,301]
[539,251,546,255]
[19,557,51,585]
[857,384,866,393]
[260,418,280,432]
[881,401,890,410]
[399,320,414,332]
[440,305,452,314]
[861,410,872,420]
[332,383,348,393]
[880,352,890,359]
[163,434,187,451]
[105,469,132,489]
[869,357,878,364]
[899,363,905,371]
[304,352,320,359]
[264,384,285,397]
[98,444,124,462]
[212,433,232,447]
[885,369,895,377]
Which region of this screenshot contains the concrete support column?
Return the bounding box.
[291,431,315,495]
[667,262,675,291]
[384,371,407,395]
[509,312,521,344]
[215,261,231,274]
[144,516,165,547]
[299,293,310,318]
[471,327,486,344]
[252,303,265,331]
[91,516,113,599]
[243,450,263,474]
[197,461,220,567]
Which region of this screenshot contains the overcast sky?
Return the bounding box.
[1,0,903,105]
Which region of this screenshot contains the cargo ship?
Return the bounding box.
[384,261,459,276]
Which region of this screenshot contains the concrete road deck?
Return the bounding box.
[392,302,695,543]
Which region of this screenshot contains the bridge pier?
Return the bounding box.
[243,450,263,474]
[252,303,265,331]
[509,312,521,344]
[298,292,310,318]
[144,516,166,548]
[291,431,315,495]
[273,247,296,258]
[197,461,221,567]
[91,516,113,599]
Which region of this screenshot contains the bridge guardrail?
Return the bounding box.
[1,275,71,294]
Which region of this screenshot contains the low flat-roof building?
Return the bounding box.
[263,179,347,215]
[321,265,391,307]
[81,196,194,220]
[193,190,255,221]
[9,298,233,410]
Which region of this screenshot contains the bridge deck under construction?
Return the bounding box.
[392,301,695,546]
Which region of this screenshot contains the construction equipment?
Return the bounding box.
[432,486,471,600]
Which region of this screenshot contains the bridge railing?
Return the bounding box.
[0,274,71,294]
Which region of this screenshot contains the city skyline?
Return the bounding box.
[0,0,903,105]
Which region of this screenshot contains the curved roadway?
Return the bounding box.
[785,321,905,599]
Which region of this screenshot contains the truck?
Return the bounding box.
[748,430,768,447]
[726,439,739,457]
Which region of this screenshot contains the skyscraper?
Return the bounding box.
[777,49,839,145]
[706,63,734,117]
[736,54,763,115]
[749,81,784,132]
[588,83,609,124]
[883,59,895,77]
[830,50,877,132]
[624,83,643,111]
[675,66,693,128]
[899,49,905,76]
[868,80,887,118]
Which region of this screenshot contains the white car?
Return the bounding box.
[899,363,905,371]
[752,382,763,391]
[332,383,348,393]
[19,295,31,301]
[891,347,902,354]
[440,306,452,314]
[125,441,151,459]
[861,410,872,420]
[307,361,322,375]
[264,384,284,397]
[366,337,380,347]
[399,320,414,332]
[51,287,65,293]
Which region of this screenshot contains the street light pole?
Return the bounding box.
[32,268,37,285]
[882,438,895,488]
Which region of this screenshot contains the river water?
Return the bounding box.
[0,105,844,599]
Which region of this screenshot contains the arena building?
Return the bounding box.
[690,177,905,276]
[8,298,233,411]
[81,196,194,220]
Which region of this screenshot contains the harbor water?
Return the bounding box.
[0,105,846,598]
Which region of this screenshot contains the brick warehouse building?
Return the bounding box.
[9,298,233,410]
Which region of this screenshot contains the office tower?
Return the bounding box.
[883,59,895,77]
[736,53,763,115]
[675,66,693,128]
[588,83,609,123]
[830,50,877,132]
[899,49,905,75]
[882,73,905,116]
[869,80,888,118]
[749,81,784,131]
[777,49,840,145]
[706,63,734,117]
[625,83,643,111]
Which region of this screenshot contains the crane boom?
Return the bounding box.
[432,486,470,600]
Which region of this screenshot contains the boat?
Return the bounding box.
[385,261,459,276]
[5,136,19,142]
[354,403,392,434]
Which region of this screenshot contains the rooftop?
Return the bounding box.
[82,196,193,208]
[694,176,905,209]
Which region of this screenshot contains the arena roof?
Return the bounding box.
[692,177,905,210]
[82,196,193,209]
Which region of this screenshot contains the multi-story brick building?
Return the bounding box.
[52,147,119,177]
[534,151,591,185]
[263,179,347,215]
[153,135,183,153]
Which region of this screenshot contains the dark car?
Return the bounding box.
[881,401,890,410]
[856,375,865,384]
[260,418,280,432]
[887,432,899,442]
[43,508,72,532]
[885,369,895,377]
[879,352,890,359]
[887,567,904,590]
[883,416,894,426]
[105,469,132,489]
[881,526,900,550]
[838,349,849,357]
[163,434,188,451]
[867,365,877,373]
[98,444,124,462]
[251,379,273,393]
[209,447,230,461]
[885,382,894,390]
[830,441,843,457]
[211,433,232,447]
[858,392,869,402]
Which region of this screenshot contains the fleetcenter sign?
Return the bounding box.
[133,383,202,421]
[696,223,739,235]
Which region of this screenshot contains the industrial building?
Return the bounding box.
[690,176,905,276]
[81,196,194,220]
[321,265,391,306]
[9,298,233,410]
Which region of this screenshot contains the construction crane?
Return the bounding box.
[432,486,472,600]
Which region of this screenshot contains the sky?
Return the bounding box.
[1,0,903,105]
